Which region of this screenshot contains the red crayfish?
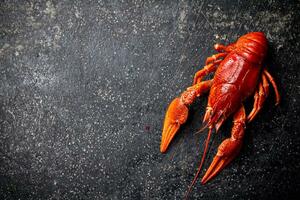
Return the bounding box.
[160,32,280,197]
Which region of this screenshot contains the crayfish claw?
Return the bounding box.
[160,98,188,153]
[202,106,245,184]
[201,138,242,184]
[160,123,180,153]
[201,156,226,184]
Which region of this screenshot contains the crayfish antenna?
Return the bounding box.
[195,123,209,135]
[184,127,213,200]
[194,106,213,135]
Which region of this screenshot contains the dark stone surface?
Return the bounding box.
[0,0,299,199]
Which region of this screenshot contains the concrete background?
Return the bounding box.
[0,0,299,199]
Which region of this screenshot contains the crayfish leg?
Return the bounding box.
[205,52,227,65]
[193,45,234,85]
[248,74,269,122]
[263,69,280,105]
[193,60,222,84]
[214,42,236,53]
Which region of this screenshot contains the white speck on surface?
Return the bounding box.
[74,6,81,18]
[44,1,56,19]
[178,0,188,38]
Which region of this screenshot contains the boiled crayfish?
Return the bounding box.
[160,32,280,197]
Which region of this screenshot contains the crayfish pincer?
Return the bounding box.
[160,32,280,198]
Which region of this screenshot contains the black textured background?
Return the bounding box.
[0,0,299,199]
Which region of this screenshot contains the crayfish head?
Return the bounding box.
[160,98,188,153]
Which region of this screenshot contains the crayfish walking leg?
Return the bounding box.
[193,43,234,84]
[248,69,280,122]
